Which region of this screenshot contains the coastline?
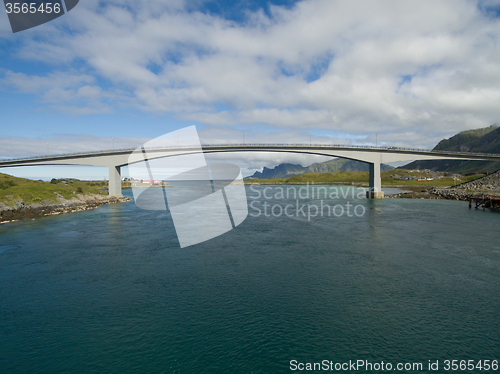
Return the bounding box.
[387,171,500,209]
[0,194,132,224]
[245,172,500,209]
[245,181,439,188]
[3,171,499,224]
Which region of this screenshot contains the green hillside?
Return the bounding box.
[306,159,393,173]
[433,124,499,151]
[245,169,484,187]
[405,125,500,173]
[0,173,108,206]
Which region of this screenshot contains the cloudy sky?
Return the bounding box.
[1,0,500,178]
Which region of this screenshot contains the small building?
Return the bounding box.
[142,180,161,185]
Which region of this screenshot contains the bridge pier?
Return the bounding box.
[366,161,384,199]
[108,165,122,196]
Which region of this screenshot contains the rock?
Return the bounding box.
[0,194,132,223]
[387,170,500,202]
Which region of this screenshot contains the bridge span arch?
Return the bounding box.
[1,144,500,198]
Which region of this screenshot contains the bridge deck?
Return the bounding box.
[2,144,500,164]
[1,144,500,199]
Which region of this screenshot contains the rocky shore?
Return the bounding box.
[0,194,132,224]
[387,170,500,208]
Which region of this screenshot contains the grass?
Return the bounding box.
[245,169,486,187]
[0,173,117,206]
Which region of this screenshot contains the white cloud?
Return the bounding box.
[0,70,133,113]
[2,0,500,148]
[0,134,150,159]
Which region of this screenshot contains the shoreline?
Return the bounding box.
[245,181,440,188]
[245,180,500,208]
[0,194,132,224]
[3,176,499,224]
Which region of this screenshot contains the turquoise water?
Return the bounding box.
[1,186,499,373]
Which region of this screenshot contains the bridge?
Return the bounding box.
[1,144,500,198]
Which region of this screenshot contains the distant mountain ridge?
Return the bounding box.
[248,125,500,178]
[249,163,307,179]
[404,124,500,173]
[248,158,393,179]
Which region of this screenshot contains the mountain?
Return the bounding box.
[249,163,308,179]
[247,158,393,179]
[404,125,500,174]
[306,159,394,173]
[433,125,499,152]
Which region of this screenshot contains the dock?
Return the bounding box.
[469,195,500,210]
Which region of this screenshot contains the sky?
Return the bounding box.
[1,0,500,179]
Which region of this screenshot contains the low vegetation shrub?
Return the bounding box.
[0,180,17,189]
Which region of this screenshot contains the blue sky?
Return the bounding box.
[1,0,500,178]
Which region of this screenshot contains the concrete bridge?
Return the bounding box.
[1,144,500,198]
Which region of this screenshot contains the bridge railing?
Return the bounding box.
[1,144,500,163]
